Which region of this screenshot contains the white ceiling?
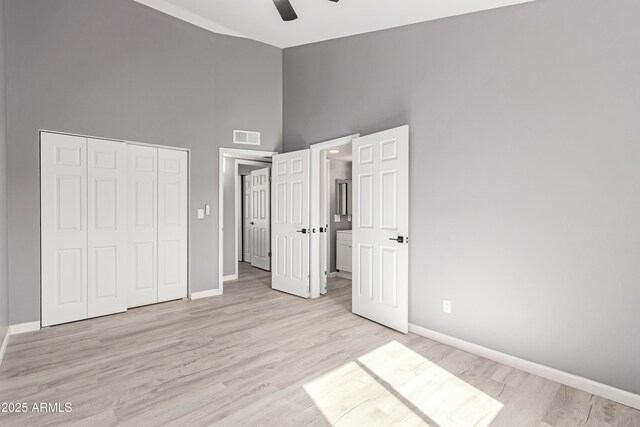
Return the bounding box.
[134,0,534,48]
[326,142,352,162]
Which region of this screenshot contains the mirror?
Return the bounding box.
[336,179,352,215]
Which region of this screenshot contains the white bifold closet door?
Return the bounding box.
[87,138,128,318]
[128,145,188,307]
[127,145,159,307]
[42,133,188,325]
[41,133,89,327]
[157,148,188,302]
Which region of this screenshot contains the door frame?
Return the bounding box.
[309,134,360,298]
[39,129,192,327]
[234,159,272,280]
[218,147,277,293]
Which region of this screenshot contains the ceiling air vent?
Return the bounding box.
[233,130,261,146]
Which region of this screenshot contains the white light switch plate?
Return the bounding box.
[334,214,341,223]
[197,209,205,219]
[443,300,452,314]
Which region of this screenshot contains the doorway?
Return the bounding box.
[218,148,277,292]
[311,136,358,300]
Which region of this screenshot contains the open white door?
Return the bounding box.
[272,150,310,298]
[352,126,409,333]
[250,167,271,271]
[242,176,252,262]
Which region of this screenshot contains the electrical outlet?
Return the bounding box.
[442,300,452,314]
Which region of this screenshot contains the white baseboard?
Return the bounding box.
[329,271,352,279]
[9,321,40,335]
[0,327,9,369]
[408,323,640,411]
[190,289,221,300]
[1,321,41,369]
[223,274,238,282]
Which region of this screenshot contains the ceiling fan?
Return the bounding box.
[273,0,339,22]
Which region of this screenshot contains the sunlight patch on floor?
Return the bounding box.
[304,341,503,427]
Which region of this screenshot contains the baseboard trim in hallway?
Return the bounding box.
[409,323,640,410]
[190,289,222,300]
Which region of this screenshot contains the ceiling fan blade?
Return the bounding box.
[272,0,298,21]
[328,0,339,2]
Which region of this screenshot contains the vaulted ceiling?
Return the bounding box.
[134,0,535,48]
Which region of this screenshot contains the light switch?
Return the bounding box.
[197,209,205,219]
[347,215,352,222]
[334,214,341,223]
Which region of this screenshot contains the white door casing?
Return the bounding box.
[352,125,409,333]
[320,156,329,294]
[87,138,128,318]
[41,133,89,327]
[271,150,310,298]
[250,167,271,271]
[157,148,188,302]
[243,175,252,262]
[128,145,158,307]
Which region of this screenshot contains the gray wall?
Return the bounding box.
[329,159,352,272]
[0,0,8,339]
[283,0,640,394]
[5,0,282,324]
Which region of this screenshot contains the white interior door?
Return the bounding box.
[128,145,158,307]
[352,126,409,333]
[87,138,128,318]
[250,167,271,271]
[243,175,252,262]
[41,133,88,327]
[158,148,188,302]
[272,150,310,298]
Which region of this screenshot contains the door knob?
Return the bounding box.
[389,236,407,243]
[296,228,309,234]
[250,222,255,225]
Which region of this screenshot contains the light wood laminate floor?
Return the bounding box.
[1,262,638,426]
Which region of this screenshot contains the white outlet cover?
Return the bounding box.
[334,214,341,223]
[197,209,205,219]
[443,300,452,314]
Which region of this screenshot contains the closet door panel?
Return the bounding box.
[88,139,128,318]
[41,132,88,327]
[158,148,188,302]
[128,145,158,307]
